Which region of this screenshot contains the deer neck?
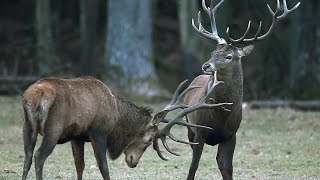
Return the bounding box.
[211,62,243,103]
[217,61,242,81]
[114,96,148,133]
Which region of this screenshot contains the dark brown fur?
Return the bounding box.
[21,77,158,180]
[183,44,253,180]
[187,0,299,178]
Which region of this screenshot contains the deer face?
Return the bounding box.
[123,124,158,168]
[202,44,254,74]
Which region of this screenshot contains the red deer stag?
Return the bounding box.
[182,0,300,179]
[21,76,230,180]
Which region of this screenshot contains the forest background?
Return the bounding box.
[0,0,318,100]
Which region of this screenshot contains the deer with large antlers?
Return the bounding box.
[21,75,228,180]
[184,0,300,179]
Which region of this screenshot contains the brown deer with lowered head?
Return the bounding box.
[21,76,230,180]
[182,0,300,179]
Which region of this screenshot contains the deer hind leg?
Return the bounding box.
[187,133,206,180]
[90,131,110,180]
[216,134,236,180]
[22,119,38,180]
[34,125,63,180]
[71,140,85,180]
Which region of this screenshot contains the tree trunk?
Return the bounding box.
[178,0,201,79]
[79,0,99,76]
[35,0,57,76]
[105,0,157,94]
[289,1,320,99]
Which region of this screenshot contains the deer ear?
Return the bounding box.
[238,45,254,57]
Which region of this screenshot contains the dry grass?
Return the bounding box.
[0,96,319,180]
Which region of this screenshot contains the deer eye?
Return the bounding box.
[226,54,233,60]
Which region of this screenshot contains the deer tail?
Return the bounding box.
[22,84,56,134]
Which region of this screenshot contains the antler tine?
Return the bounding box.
[165,85,201,111]
[192,12,218,41]
[162,118,213,130]
[267,0,281,16]
[192,0,227,44]
[153,71,233,159]
[227,0,300,44]
[160,136,181,156]
[168,79,188,106]
[258,0,300,41]
[160,73,229,132]
[278,0,301,20]
[210,0,224,37]
[253,21,263,40]
[226,20,252,46]
[168,132,198,145]
[204,71,223,99]
[153,139,168,161]
[152,80,201,126]
[162,71,231,134]
[161,118,210,145]
[202,0,210,14]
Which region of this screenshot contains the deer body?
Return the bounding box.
[184,45,251,180]
[21,77,157,180]
[187,0,299,179]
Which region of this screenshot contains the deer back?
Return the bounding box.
[22,77,119,136]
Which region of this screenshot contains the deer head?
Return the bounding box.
[192,0,300,74]
[123,124,158,168]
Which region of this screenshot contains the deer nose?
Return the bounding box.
[202,63,212,72]
[130,156,137,168]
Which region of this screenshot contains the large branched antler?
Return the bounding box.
[192,0,227,44]
[153,72,233,160]
[226,0,300,44]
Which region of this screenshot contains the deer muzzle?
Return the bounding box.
[124,153,138,168]
[202,62,216,74]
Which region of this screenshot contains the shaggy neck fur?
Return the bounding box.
[106,94,152,160]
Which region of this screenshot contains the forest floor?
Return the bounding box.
[0,96,319,180]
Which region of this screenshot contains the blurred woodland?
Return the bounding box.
[0,0,319,100]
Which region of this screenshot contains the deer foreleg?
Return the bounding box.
[187,134,206,180]
[91,132,110,180]
[216,134,236,180]
[71,140,85,180]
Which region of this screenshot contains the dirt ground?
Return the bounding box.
[0,96,319,180]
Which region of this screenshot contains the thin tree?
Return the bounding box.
[289,0,320,99]
[35,0,57,75]
[79,0,99,76]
